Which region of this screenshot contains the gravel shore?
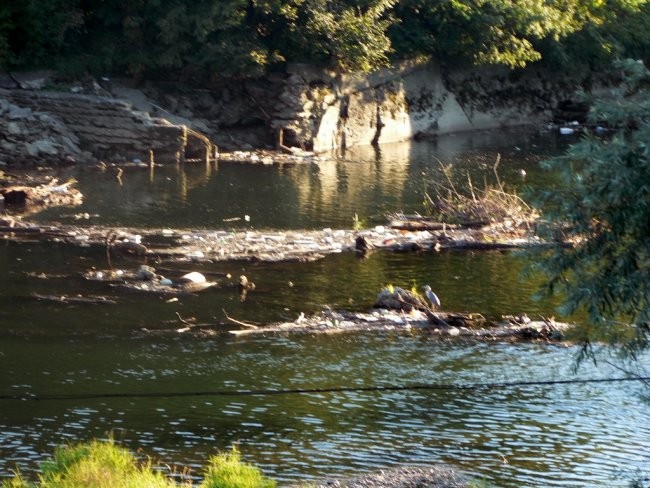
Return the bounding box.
[309,465,468,488]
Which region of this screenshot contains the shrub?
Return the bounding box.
[200,448,276,488]
[4,439,179,488]
[2,441,276,488]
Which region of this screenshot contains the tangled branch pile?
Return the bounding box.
[424,155,538,226]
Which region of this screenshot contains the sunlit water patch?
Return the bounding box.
[1,335,649,487]
[30,129,570,230]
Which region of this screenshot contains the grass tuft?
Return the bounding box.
[2,440,276,488]
[200,447,276,488]
[37,438,177,488]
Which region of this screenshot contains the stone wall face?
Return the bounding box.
[1,89,196,164]
[0,61,581,165]
[266,61,576,153]
[0,92,83,166]
[151,61,569,154]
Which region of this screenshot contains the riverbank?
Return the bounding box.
[0,60,591,167]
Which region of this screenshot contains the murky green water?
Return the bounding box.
[2,128,649,487]
[30,128,565,230]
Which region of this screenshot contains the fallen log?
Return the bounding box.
[0,226,43,234]
[388,218,489,231]
[32,293,117,305]
[226,309,571,341]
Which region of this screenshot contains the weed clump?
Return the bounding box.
[423,155,538,226]
[201,448,276,488]
[1,440,275,488]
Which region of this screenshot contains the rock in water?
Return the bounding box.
[179,271,207,284]
[136,265,157,280]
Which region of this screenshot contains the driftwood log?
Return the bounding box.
[225,309,569,341]
[32,293,117,305]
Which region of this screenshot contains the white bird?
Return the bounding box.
[423,285,441,309]
[179,271,207,284]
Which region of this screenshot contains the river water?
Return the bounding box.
[2,128,649,487]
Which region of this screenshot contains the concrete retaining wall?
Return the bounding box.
[271,61,577,152]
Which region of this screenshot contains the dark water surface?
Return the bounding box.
[31,128,565,230]
[2,129,649,487]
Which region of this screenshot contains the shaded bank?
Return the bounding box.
[0,61,589,167]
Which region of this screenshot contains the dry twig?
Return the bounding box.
[222,308,259,329]
[422,154,537,225]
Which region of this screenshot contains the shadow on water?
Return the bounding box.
[3,129,649,487]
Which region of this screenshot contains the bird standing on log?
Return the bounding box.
[423,285,441,309]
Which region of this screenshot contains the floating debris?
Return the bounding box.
[238,275,256,301]
[2,213,558,263]
[0,177,83,216]
[179,271,207,284]
[227,308,570,341]
[82,265,216,295]
[218,149,328,166]
[32,293,117,305]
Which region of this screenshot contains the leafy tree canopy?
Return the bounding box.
[298,0,396,72]
[390,0,648,68]
[0,0,648,79]
[533,59,650,360]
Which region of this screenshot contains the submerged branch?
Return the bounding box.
[223,309,259,329]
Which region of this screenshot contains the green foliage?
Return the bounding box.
[1,0,648,78]
[35,438,177,488]
[1,441,276,488]
[391,0,648,69]
[200,447,276,488]
[0,1,83,70]
[298,0,396,72]
[537,1,650,74]
[533,59,650,358]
